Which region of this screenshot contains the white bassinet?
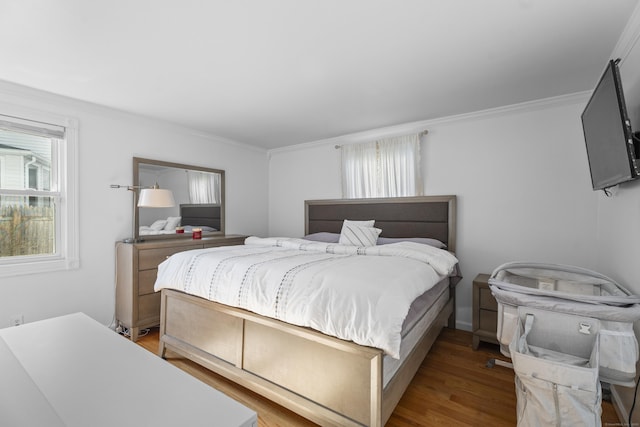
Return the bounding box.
[489,262,640,386]
[511,309,602,427]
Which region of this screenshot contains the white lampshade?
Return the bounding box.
[137,188,176,208]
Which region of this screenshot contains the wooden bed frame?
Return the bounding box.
[158,195,457,426]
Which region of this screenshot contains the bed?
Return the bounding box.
[156,195,459,426]
[139,204,221,235]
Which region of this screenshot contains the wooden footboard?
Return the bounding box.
[158,288,453,427]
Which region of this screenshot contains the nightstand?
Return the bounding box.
[472,273,499,350]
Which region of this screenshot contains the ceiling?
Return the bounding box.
[0,0,637,150]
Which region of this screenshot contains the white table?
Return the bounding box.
[0,313,257,427]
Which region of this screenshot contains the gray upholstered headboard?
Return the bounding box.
[180,204,221,230]
[304,196,456,252]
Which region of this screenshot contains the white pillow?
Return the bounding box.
[149,219,168,231]
[164,216,181,231]
[339,220,381,247]
[340,219,374,229]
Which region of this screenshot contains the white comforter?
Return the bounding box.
[154,237,458,358]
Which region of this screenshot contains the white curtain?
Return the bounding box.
[187,171,220,204]
[341,134,422,198]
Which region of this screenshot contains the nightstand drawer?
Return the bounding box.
[479,287,498,310]
[479,309,497,332]
[472,273,499,349]
[138,245,202,270]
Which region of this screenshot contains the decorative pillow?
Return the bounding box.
[149,219,168,231]
[376,237,447,249]
[164,216,181,230]
[341,219,375,228]
[339,220,381,247]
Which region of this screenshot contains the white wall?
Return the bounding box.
[0,81,269,328]
[593,6,640,419]
[268,95,600,330]
[595,7,640,292]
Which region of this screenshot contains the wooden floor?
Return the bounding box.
[135,328,619,426]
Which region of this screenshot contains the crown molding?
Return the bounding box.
[269,91,589,155]
[0,79,266,154]
[612,2,640,64]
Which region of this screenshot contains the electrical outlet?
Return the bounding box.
[9,314,24,327]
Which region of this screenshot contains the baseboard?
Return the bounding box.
[456,320,472,331]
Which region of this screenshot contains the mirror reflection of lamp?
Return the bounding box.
[111,183,176,243]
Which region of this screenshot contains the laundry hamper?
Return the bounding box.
[511,308,602,427]
[489,262,640,386]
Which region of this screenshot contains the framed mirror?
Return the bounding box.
[133,157,225,241]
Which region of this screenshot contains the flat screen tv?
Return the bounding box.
[581,59,639,191]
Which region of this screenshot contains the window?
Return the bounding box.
[0,109,78,277]
[187,170,221,204]
[341,133,423,198]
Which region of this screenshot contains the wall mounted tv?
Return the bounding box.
[581,58,640,191]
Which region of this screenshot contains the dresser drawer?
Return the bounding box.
[138,269,158,295]
[203,236,246,248]
[479,287,498,310]
[138,293,161,323]
[116,236,247,342]
[138,244,202,270]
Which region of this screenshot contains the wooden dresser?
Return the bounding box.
[472,273,499,350]
[115,235,246,341]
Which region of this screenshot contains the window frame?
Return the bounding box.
[0,103,79,277]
